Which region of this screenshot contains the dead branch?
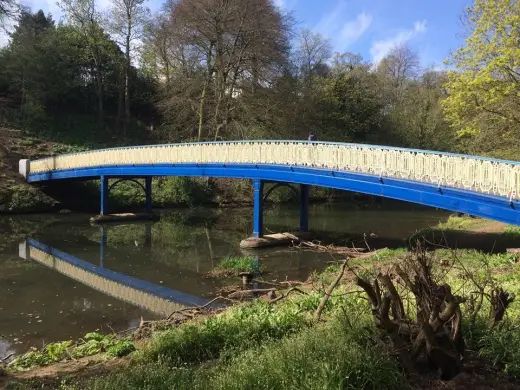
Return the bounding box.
[269,286,308,304]
[315,260,348,321]
[227,288,277,300]
[166,296,236,320]
[489,287,515,326]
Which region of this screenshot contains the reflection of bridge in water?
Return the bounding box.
[19,235,209,317]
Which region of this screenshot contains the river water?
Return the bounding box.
[0,201,448,359]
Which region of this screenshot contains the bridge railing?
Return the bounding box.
[26,141,520,200]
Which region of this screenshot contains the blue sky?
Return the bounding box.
[4,0,471,67]
[280,0,470,68]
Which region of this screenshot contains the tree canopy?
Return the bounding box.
[0,0,513,160]
[443,0,520,156]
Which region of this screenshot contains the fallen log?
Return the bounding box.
[228,288,277,300]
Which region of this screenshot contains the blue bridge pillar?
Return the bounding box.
[300,184,309,232]
[253,179,264,238]
[100,176,109,215]
[145,177,152,213]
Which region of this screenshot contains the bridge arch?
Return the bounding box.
[108,178,146,194]
[263,182,300,202]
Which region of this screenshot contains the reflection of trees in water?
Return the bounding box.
[84,209,253,273]
[0,215,60,252]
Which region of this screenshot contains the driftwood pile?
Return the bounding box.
[355,247,514,380]
[298,240,387,259]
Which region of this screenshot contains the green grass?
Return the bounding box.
[436,215,487,231]
[66,293,403,390]
[139,299,310,365]
[503,226,520,238]
[215,256,261,275]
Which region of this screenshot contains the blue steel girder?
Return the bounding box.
[108,178,147,193]
[263,182,299,202]
[27,163,520,226]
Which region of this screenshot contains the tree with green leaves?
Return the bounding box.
[442,0,520,155]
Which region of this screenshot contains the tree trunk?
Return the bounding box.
[95,67,104,129]
[198,43,213,141]
[124,19,131,138]
[198,81,207,141]
[116,65,125,133]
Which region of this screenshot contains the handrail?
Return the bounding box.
[25,141,520,200]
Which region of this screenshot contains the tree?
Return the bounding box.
[106,0,149,135]
[378,43,420,102]
[0,10,55,124]
[442,0,520,154]
[59,0,109,128]
[388,71,455,150]
[315,54,385,142]
[294,29,332,89]
[153,0,292,141]
[0,0,17,28]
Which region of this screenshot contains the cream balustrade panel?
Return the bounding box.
[26,141,520,200]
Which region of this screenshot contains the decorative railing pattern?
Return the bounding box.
[28,141,520,200]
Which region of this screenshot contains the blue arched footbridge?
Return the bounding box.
[19,141,520,236]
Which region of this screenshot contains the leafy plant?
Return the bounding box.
[215,256,262,275]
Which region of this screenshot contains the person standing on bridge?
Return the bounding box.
[308,132,317,141]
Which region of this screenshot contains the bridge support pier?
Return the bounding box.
[253,179,264,238]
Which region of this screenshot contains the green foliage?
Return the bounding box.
[477,320,520,378]
[154,177,213,206]
[87,295,402,390]
[215,256,261,275]
[8,333,135,371]
[106,340,136,358]
[503,226,520,238]
[141,299,310,366]
[0,184,57,213]
[435,215,486,231]
[442,0,520,153]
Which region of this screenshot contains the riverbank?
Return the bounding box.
[3,215,520,389]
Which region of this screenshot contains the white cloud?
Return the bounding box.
[370,19,427,64]
[340,12,373,48]
[313,1,372,52]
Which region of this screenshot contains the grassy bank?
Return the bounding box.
[5,233,520,389]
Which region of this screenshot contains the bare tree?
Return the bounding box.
[157,0,291,141]
[294,28,332,88]
[106,0,149,135]
[59,0,106,127]
[0,0,18,28]
[378,43,420,99]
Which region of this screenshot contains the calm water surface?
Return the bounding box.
[0,201,449,358]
